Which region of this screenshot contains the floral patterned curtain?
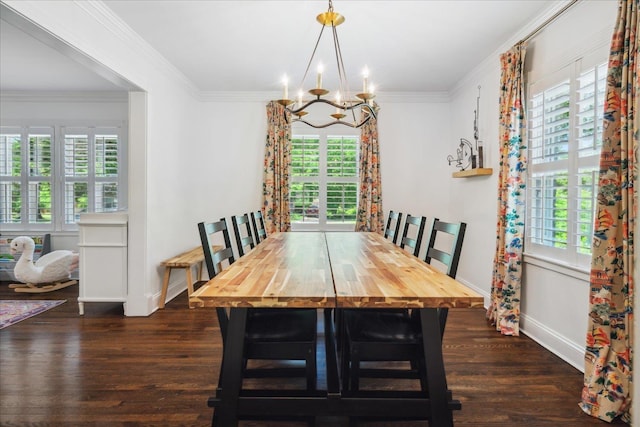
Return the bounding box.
[580,0,637,422]
[487,43,527,336]
[262,101,292,234]
[355,111,384,233]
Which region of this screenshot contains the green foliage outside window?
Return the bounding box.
[552,175,568,248]
[30,136,52,222]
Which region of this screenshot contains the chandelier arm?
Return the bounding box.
[300,22,327,88]
[331,21,359,126]
[288,98,375,115]
[332,23,350,100]
[292,112,374,129]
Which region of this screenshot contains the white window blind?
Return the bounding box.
[0,132,21,224]
[63,128,121,224]
[290,135,320,223]
[326,136,358,224]
[526,57,607,268]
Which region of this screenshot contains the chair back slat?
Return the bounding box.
[399,214,426,257]
[424,220,467,278]
[251,210,268,243]
[384,210,403,244]
[232,213,255,257]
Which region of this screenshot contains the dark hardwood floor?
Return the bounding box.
[0,281,622,426]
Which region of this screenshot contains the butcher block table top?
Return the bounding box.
[325,231,484,308]
[189,231,335,309]
[189,231,483,310]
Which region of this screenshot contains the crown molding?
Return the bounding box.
[0,91,128,103]
[199,90,450,104]
[375,91,450,104]
[76,1,200,98]
[198,91,277,103]
[1,88,449,105]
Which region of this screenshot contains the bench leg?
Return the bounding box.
[186,267,195,306]
[159,267,172,309]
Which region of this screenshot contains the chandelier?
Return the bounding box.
[277,0,377,129]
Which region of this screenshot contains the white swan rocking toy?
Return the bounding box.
[9,236,79,293]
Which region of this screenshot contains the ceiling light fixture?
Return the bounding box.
[277,0,377,129]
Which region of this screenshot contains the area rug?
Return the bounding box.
[0,300,66,329]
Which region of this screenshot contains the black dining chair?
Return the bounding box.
[341,219,466,393]
[251,210,268,244]
[231,213,255,256]
[198,218,318,390]
[425,220,467,338]
[383,210,403,244]
[399,214,427,257]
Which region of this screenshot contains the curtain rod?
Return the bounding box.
[519,0,580,44]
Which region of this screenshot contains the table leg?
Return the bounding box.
[214,307,247,427]
[324,308,340,394]
[419,308,453,427]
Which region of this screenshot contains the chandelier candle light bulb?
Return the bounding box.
[298,90,304,108]
[336,92,341,113]
[317,64,324,89]
[282,75,289,100]
[363,67,369,93]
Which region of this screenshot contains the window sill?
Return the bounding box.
[291,223,356,232]
[523,253,590,281]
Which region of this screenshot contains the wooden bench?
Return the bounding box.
[159,246,206,309]
[159,245,224,308]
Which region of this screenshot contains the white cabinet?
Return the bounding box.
[77,212,128,315]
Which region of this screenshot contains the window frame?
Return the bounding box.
[290,124,359,231]
[0,121,127,232]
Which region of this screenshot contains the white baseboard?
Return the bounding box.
[456,277,584,373]
[520,313,585,373]
[153,279,187,312]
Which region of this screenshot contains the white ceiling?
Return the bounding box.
[1,0,558,94]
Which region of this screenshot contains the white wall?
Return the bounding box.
[448,0,618,370]
[0,92,128,124]
[378,95,453,252]
[194,99,266,220]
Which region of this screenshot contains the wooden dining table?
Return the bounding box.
[189,231,484,426]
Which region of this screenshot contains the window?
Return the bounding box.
[290,129,359,230]
[526,55,607,269]
[0,124,126,231]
